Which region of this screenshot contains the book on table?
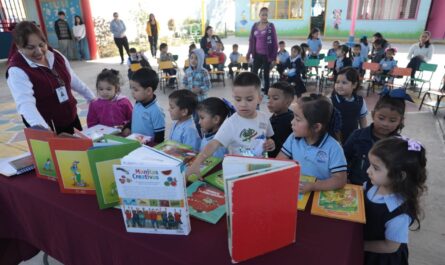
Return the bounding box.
[187,180,226,224]
[311,184,366,224]
[204,170,224,191]
[297,175,317,211]
[24,127,57,181]
[74,124,120,141]
[113,145,191,235]
[223,155,300,263]
[0,152,34,177]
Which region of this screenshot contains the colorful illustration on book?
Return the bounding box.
[123,205,184,231]
[247,163,271,171]
[29,139,57,178]
[95,159,120,204]
[318,188,358,214]
[160,145,196,164]
[55,150,95,190]
[188,183,225,213]
[164,177,177,187]
[204,171,225,190]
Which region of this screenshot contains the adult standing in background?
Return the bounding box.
[54,11,73,59]
[146,13,159,58]
[6,21,95,134]
[110,12,130,64]
[73,15,87,60]
[407,31,434,86]
[246,7,278,95]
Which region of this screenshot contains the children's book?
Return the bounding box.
[297,175,317,211]
[311,184,366,224]
[126,133,153,146]
[24,128,58,181]
[49,136,96,194]
[187,181,226,224]
[155,140,221,181]
[113,146,191,235]
[87,135,141,209]
[0,152,34,177]
[75,124,120,141]
[204,170,224,191]
[223,155,300,263]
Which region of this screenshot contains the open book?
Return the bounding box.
[0,152,34,177]
[75,124,120,141]
[223,155,300,263]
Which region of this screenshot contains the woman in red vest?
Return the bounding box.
[6,21,95,134]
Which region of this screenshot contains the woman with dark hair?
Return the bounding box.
[6,21,95,134]
[200,26,223,57]
[146,13,159,58]
[73,15,86,60]
[246,7,278,94]
[110,12,130,64]
[407,31,434,86]
[370,32,390,55]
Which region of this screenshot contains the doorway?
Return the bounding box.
[310,0,326,34]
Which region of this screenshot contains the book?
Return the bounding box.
[113,146,191,235]
[311,184,366,224]
[0,152,34,177]
[223,155,300,263]
[24,128,58,181]
[297,175,317,211]
[126,133,153,146]
[49,136,96,194]
[75,124,120,141]
[204,170,224,191]
[187,181,226,224]
[155,140,221,181]
[87,135,141,209]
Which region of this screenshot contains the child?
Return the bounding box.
[376,47,398,84]
[300,43,309,61]
[124,68,165,144]
[364,136,427,265]
[214,41,226,71]
[370,39,385,63]
[351,44,364,74]
[188,43,197,56]
[327,40,340,57]
[267,81,294,158]
[285,45,306,97]
[183,48,211,103]
[331,67,368,144]
[276,94,347,193]
[87,69,133,128]
[276,41,290,79]
[228,44,242,78]
[344,88,412,184]
[197,97,230,159]
[360,36,370,61]
[307,27,322,58]
[127,47,151,79]
[333,44,352,79]
[159,43,177,86]
[168,89,201,151]
[186,72,275,178]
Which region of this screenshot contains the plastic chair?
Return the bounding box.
[419,73,445,115]
[158,61,179,93]
[409,63,438,98]
[304,58,321,87]
[231,56,248,80]
[387,67,412,90]
[206,57,225,87]
[362,62,380,96]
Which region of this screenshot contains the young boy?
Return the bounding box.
[124,68,165,144]
[183,48,211,102]
[228,44,242,78]
[127,47,151,79]
[327,40,340,57]
[267,81,294,158]
[351,44,364,75]
[186,72,275,178]
[168,89,201,151]
[159,43,177,86]
[276,41,290,79]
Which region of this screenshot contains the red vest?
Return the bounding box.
[7,48,78,127]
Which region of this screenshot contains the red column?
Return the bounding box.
[34,0,47,37]
[80,0,97,59]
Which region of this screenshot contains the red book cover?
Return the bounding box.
[48,137,95,195]
[24,128,57,181]
[227,163,300,263]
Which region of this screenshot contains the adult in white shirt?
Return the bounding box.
[407,31,434,85]
[6,21,95,134]
[73,15,87,60]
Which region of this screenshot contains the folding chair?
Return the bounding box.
[304,58,321,87]
[362,62,380,96]
[158,61,179,93]
[419,73,445,115]
[386,67,412,90]
[206,57,225,87]
[409,63,438,98]
[319,55,336,92]
[231,56,248,80]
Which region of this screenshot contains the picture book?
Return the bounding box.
[204,170,224,191]
[87,135,141,209]
[297,175,317,211]
[75,124,120,141]
[24,128,57,181]
[311,184,366,224]
[49,136,95,194]
[126,133,153,146]
[223,155,300,263]
[0,152,34,177]
[113,146,191,235]
[155,140,221,181]
[187,181,225,224]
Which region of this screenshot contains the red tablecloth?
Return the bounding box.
[0,173,363,265]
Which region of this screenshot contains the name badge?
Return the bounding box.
[56,86,69,103]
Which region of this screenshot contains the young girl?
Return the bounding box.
[307,27,322,58]
[327,40,340,57]
[87,69,133,128]
[331,67,368,144]
[377,47,398,84]
[351,44,364,74]
[73,15,86,60]
[197,97,230,159]
[285,45,306,97]
[360,36,369,61]
[277,94,347,193]
[344,88,413,184]
[333,44,352,79]
[364,136,427,265]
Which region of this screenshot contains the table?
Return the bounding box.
[0,173,363,265]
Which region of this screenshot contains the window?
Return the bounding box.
[347,0,419,20]
[0,0,27,32]
[250,0,304,20]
